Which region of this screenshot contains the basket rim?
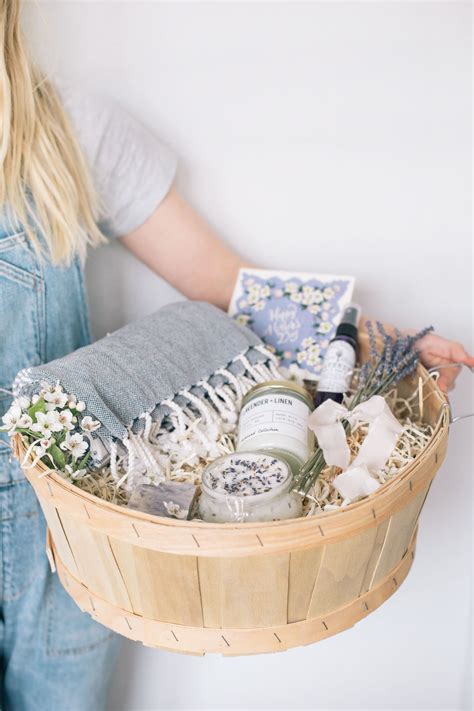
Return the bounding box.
[14,363,449,534]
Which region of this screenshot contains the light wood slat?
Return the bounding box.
[370,487,428,587]
[307,526,379,618]
[287,547,325,622]
[58,513,132,610]
[54,531,417,656]
[109,538,204,627]
[358,519,391,595]
[40,500,80,578]
[198,552,290,629]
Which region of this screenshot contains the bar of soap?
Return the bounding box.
[127,482,199,520]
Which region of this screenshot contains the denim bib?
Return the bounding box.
[0,214,91,482]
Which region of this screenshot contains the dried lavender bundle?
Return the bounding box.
[295,322,433,495]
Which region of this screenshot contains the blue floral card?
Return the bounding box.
[228,268,355,381]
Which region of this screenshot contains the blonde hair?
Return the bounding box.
[0,0,105,264]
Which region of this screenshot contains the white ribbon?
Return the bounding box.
[308,395,403,502]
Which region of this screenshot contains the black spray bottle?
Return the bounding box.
[315,304,361,407]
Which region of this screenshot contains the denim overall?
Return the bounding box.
[0,218,119,710]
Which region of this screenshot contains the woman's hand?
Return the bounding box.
[413,332,474,392]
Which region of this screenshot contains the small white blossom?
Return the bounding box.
[65,464,87,480]
[17,413,33,430]
[80,416,101,432]
[31,410,64,436]
[18,396,31,410]
[60,432,88,459]
[33,438,52,457]
[44,387,68,411]
[163,501,187,519]
[32,394,40,405]
[57,409,75,431]
[296,351,307,364]
[236,314,250,326]
[318,321,332,334]
[2,404,23,433]
[75,401,86,412]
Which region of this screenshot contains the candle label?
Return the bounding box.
[237,393,310,446]
[317,340,355,393]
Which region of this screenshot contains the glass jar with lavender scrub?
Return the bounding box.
[197,452,303,523]
[236,381,313,475]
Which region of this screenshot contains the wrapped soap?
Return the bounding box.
[127,482,199,520]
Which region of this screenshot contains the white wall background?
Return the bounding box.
[25,2,472,709]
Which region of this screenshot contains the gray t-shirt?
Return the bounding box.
[58,86,177,239]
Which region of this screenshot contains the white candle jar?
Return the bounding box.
[236,380,313,475]
[197,452,303,523]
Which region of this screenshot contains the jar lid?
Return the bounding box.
[201,452,292,499]
[242,379,313,408]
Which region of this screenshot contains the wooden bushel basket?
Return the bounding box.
[14,339,449,657]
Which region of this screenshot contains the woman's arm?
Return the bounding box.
[121,185,473,391]
[120,185,246,310]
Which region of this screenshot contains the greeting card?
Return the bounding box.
[228,268,355,381]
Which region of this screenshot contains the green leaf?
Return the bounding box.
[28,397,46,420]
[77,451,91,471]
[49,444,66,469]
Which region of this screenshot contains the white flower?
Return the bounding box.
[44,386,68,411]
[244,278,255,287]
[260,285,271,298]
[33,438,52,457]
[302,337,314,349]
[312,290,324,304]
[163,501,187,519]
[31,410,64,436]
[296,351,307,364]
[253,300,266,311]
[60,432,88,459]
[236,314,250,326]
[67,395,77,408]
[318,321,332,334]
[32,394,40,405]
[17,414,33,429]
[57,409,75,431]
[80,415,101,432]
[322,301,331,311]
[238,300,248,309]
[307,354,321,367]
[308,344,321,356]
[285,282,298,293]
[323,287,335,299]
[65,464,87,480]
[18,396,31,410]
[2,404,23,433]
[290,292,303,304]
[75,401,86,412]
[308,304,321,315]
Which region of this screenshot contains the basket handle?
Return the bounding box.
[428,363,474,424]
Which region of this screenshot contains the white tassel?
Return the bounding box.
[162,399,187,434]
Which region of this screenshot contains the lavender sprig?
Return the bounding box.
[295,323,433,495]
